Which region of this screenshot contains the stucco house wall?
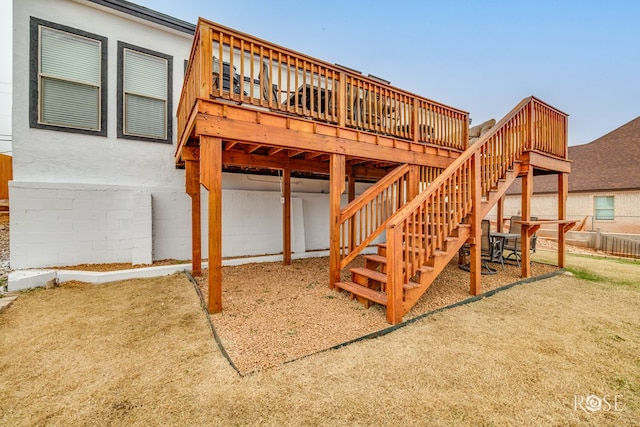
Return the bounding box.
[11,0,370,269]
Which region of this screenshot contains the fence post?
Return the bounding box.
[595,228,602,251]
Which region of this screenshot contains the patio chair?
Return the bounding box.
[458,219,501,274]
[481,219,505,269]
[503,215,538,266]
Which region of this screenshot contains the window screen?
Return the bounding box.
[123,49,167,139]
[118,42,172,142]
[37,24,103,131]
[594,196,614,220]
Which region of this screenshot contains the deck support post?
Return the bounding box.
[497,195,505,232]
[201,136,223,313]
[520,167,533,278]
[407,164,420,200]
[282,168,291,265]
[558,172,568,268]
[386,224,403,324]
[185,159,202,276]
[469,151,482,295]
[347,168,356,251]
[329,154,345,289]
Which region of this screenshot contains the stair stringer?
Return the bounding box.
[480,162,523,219]
[402,224,470,311]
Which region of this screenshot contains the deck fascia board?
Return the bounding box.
[521,151,572,174]
[192,100,460,169]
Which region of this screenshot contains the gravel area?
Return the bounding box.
[537,236,601,256]
[195,255,557,373]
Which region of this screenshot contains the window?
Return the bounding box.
[30,18,108,135]
[118,42,172,143]
[594,195,614,220]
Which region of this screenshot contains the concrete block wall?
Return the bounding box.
[10,182,153,269]
[151,190,192,261]
[10,178,380,269]
[200,189,334,259]
[132,191,152,265]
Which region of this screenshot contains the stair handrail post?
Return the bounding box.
[408,164,420,200]
[386,222,404,325]
[201,23,213,99]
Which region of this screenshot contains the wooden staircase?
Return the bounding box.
[333,97,557,324]
[335,223,471,309]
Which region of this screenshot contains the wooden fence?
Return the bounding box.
[0,154,12,200]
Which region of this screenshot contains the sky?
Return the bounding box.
[1,0,640,149]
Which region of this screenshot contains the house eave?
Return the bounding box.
[83,0,196,35]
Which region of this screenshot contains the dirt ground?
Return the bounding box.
[1,253,639,425]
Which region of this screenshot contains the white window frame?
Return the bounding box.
[117,42,172,143]
[594,195,615,221]
[29,17,107,136]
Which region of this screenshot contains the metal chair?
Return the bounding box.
[481,219,505,269]
[459,219,501,274]
[503,216,538,266]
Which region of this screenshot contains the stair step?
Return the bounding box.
[351,267,387,283]
[364,254,387,265]
[419,265,435,273]
[404,281,420,291]
[335,281,387,305]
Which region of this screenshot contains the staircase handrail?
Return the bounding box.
[338,164,411,268]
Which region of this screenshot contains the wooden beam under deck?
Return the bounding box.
[521,151,571,174]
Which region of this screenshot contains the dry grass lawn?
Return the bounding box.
[1,254,639,425]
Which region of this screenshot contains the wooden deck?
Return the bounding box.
[176,18,572,324]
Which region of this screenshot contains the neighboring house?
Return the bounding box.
[11,0,368,269]
[500,116,640,235]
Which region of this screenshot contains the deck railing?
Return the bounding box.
[384,97,568,320]
[177,18,469,151]
[338,164,442,268]
[530,98,568,158]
